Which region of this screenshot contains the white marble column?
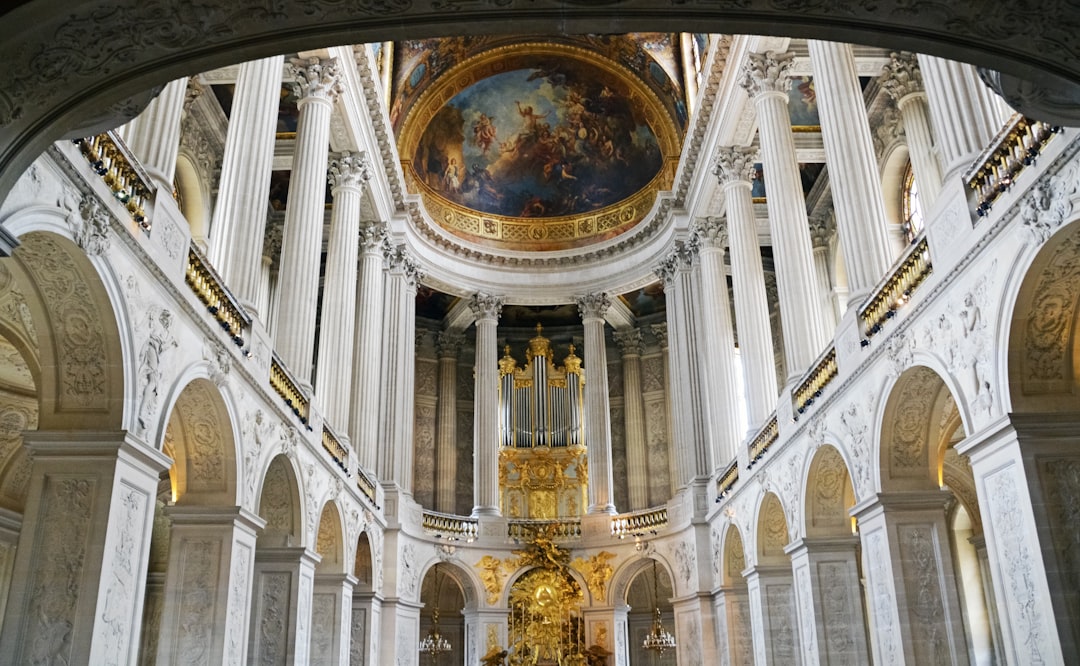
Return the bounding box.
[310,573,355,665]
[0,432,171,666]
[809,39,896,300]
[650,322,678,498]
[156,505,263,665]
[741,50,831,381]
[786,537,871,666]
[881,52,944,208]
[248,547,320,665]
[123,77,189,191]
[377,246,421,494]
[918,55,1011,180]
[854,493,972,665]
[691,217,742,468]
[274,56,343,386]
[349,222,387,474]
[714,147,778,430]
[470,292,504,518]
[207,55,284,317]
[435,329,465,513]
[655,242,711,491]
[315,151,370,431]
[745,564,803,665]
[613,329,649,511]
[809,215,840,332]
[576,293,616,515]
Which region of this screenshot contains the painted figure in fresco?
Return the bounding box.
[473,113,498,154]
[443,158,461,194]
[516,101,549,133]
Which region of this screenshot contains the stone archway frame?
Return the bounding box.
[1,0,1080,212]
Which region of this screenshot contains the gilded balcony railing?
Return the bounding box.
[321,424,348,473]
[748,413,779,468]
[611,506,669,538]
[422,510,479,541]
[73,132,153,230]
[859,235,932,340]
[967,115,1063,218]
[508,519,582,541]
[185,243,250,348]
[794,345,838,416]
[717,460,739,500]
[356,468,378,507]
[270,353,309,425]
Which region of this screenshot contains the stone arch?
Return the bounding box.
[804,444,857,538]
[420,559,480,611]
[160,377,239,506]
[721,523,748,587]
[1007,217,1080,414]
[611,554,678,609]
[354,530,373,591]
[256,453,303,548]
[0,259,40,513]
[877,364,967,492]
[314,499,345,574]
[2,229,125,431]
[755,492,790,566]
[624,556,677,664]
[0,2,1078,206]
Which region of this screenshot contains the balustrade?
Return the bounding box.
[356,468,378,507]
[793,345,838,417]
[611,506,669,538]
[859,235,932,340]
[321,424,348,473]
[184,243,250,349]
[967,114,1063,217]
[747,413,779,468]
[73,132,154,230]
[421,510,479,541]
[270,352,310,426]
[508,519,582,541]
[717,460,739,500]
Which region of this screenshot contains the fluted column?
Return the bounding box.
[435,330,465,513]
[808,40,895,299]
[691,217,741,468]
[655,243,710,489]
[714,147,778,429]
[741,50,830,381]
[207,55,284,317]
[377,246,421,492]
[881,52,944,207]
[809,215,840,331]
[350,222,387,474]
[123,77,189,191]
[274,56,343,386]
[315,152,371,430]
[470,293,504,518]
[918,55,1010,180]
[613,329,648,511]
[577,293,616,514]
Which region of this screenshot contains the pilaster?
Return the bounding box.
[248,546,321,666]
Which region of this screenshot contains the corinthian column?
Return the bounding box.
[613,329,648,510]
[691,217,741,468]
[808,40,896,299]
[435,330,465,513]
[122,77,189,191]
[207,55,284,317]
[576,293,616,514]
[377,246,422,492]
[714,146,777,430]
[274,56,343,386]
[741,50,830,381]
[350,222,387,474]
[881,52,943,207]
[315,152,371,431]
[470,293,504,518]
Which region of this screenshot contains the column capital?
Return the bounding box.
[879,51,924,102]
[654,240,697,287]
[713,145,758,185]
[289,56,344,104]
[263,218,284,260]
[468,292,504,321]
[436,329,466,357]
[740,50,795,98]
[575,292,611,321]
[385,244,423,287]
[650,323,669,348]
[612,328,643,357]
[358,220,387,252]
[808,213,835,248]
[328,150,372,192]
[691,216,728,249]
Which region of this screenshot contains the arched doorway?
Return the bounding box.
[626,557,676,665]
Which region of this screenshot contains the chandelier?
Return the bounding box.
[419,565,453,657]
[642,560,676,654]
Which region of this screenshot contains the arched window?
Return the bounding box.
[901,160,923,243]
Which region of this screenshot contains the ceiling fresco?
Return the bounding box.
[394,37,687,252]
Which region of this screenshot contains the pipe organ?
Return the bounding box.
[498,325,588,520]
